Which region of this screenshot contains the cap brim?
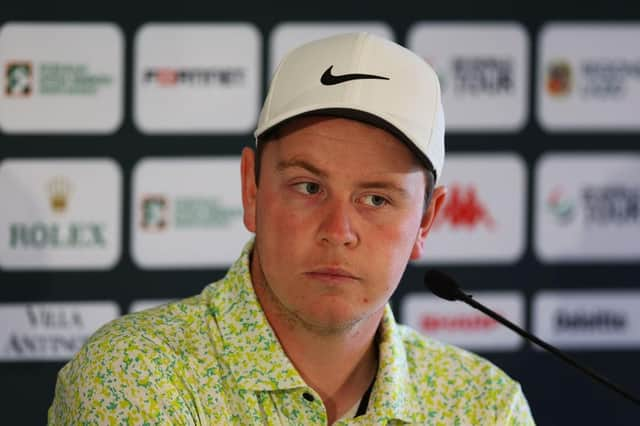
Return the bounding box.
[255,107,437,179]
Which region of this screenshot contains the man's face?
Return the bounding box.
[241,116,445,334]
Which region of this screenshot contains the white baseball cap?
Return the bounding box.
[255,32,445,183]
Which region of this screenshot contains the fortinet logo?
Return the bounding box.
[420,313,498,332]
[556,310,627,331]
[143,67,244,86]
[134,24,259,133]
[434,184,495,230]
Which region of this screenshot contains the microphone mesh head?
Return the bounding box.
[423,269,463,301]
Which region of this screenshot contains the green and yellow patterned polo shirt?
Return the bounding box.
[49,240,535,425]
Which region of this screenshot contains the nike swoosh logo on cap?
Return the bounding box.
[320,65,390,85]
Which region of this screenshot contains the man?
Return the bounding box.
[49,33,535,425]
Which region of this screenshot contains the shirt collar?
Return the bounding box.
[367,304,421,424]
[203,238,422,423]
[202,239,306,391]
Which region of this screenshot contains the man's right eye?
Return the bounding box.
[293,182,321,195]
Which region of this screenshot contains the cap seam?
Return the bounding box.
[349,32,369,105]
[426,68,442,181]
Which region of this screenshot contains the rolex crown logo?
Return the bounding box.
[47,176,72,213]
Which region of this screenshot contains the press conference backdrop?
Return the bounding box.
[1,2,639,425]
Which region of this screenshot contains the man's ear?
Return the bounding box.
[410,186,447,260]
[240,147,257,233]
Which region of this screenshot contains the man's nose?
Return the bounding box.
[317,198,359,248]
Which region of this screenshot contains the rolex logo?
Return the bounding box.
[47,176,72,213]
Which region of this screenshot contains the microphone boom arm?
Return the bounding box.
[457,290,640,407]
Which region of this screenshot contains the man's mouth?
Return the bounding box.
[305,267,361,282]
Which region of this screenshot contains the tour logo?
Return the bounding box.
[38,63,113,96]
[535,154,640,262]
[434,183,495,230]
[5,61,33,96]
[452,57,514,95]
[546,60,572,97]
[546,187,576,225]
[545,184,640,227]
[4,61,113,97]
[132,157,252,268]
[583,185,640,226]
[141,195,168,231]
[0,23,123,133]
[139,194,241,232]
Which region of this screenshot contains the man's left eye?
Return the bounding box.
[362,195,388,207]
[294,182,321,195]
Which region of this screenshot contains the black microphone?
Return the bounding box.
[424,269,640,407]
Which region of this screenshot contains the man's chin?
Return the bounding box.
[295,307,371,336]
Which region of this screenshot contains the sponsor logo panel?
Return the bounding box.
[134,23,260,133]
[401,291,524,351]
[0,22,123,133]
[269,22,394,75]
[131,157,251,268]
[533,290,640,349]
[407,22,529,132]
[535,153,640,262]
[0,302,119,361]
[538,23,640,130]
[412,153,526,264]
[0,159,122,270]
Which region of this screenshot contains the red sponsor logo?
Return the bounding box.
[546,60,572,97]
[434,184,495,229]
[420,313,498,332]
[154,68,178,86]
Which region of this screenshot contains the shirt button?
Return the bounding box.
[302,392,315,402]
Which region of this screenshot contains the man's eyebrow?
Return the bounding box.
[276,159,328,178]
[357,181,411,197]
[276,160,412,196]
